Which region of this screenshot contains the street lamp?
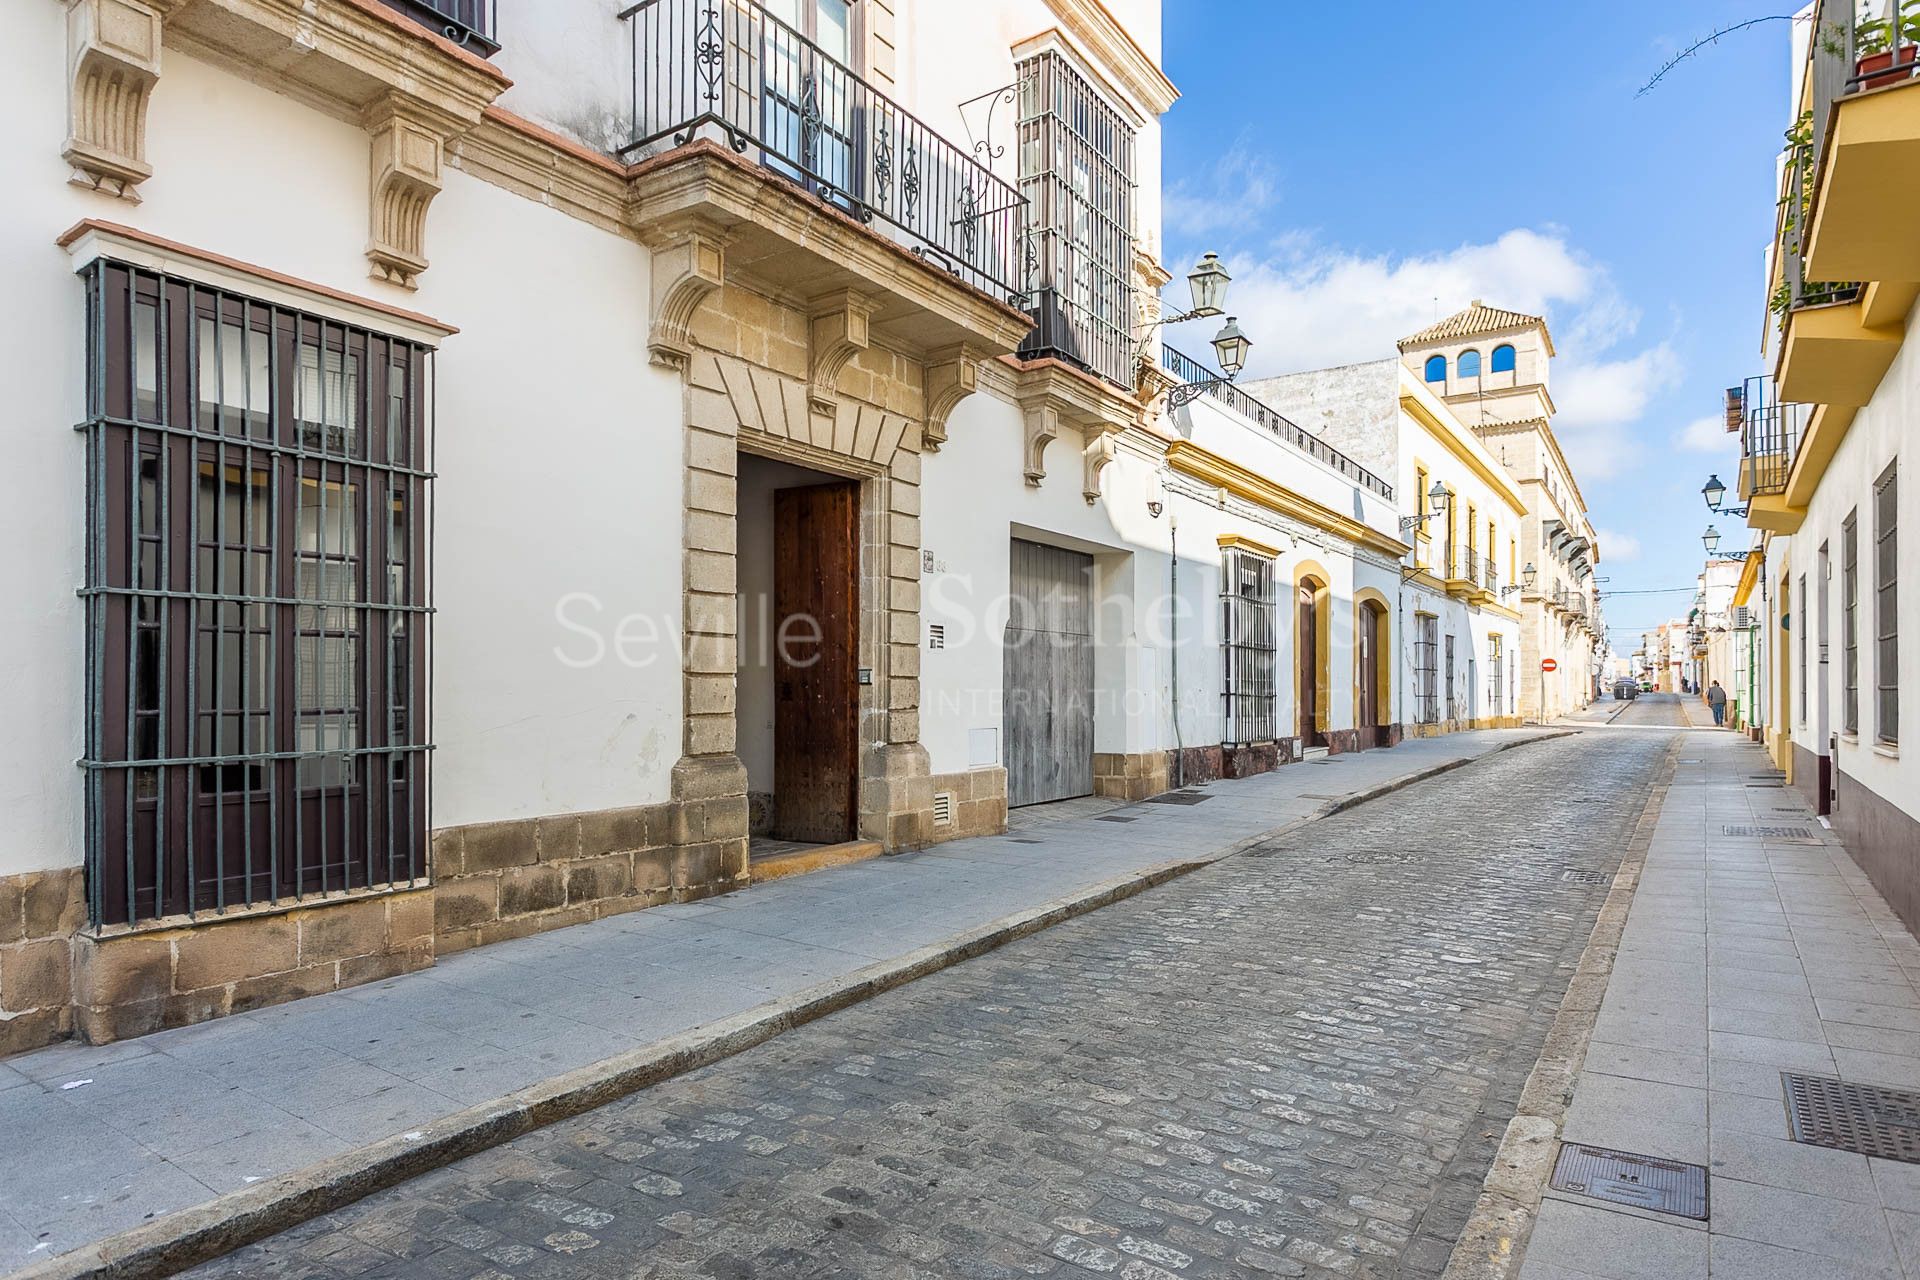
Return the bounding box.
[1399,479,1452,535]
[1186,253,1229,318]
[1703,524,1751,561]
[1701,473,1748,518]
[1167,316,1255,409]
[1502,561,1537,598]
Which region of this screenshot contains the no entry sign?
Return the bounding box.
[1541,658,1560,672]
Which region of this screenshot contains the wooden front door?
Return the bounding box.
[1004,540,1095,807]
[1355,602,1380,750]
[1298,581,1324,747]
[772,481,859,843]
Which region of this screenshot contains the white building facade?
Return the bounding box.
[1,0,1455,1053]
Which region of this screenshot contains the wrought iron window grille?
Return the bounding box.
[1221,547,1277,747]
[1013,47,1136,387]
[79,261,434,929]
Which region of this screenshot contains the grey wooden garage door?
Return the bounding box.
[1004,539,1095,808]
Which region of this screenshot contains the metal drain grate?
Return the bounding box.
[1146,791,1213,806]
[1561,869,1611,885]
[1723,824,1816,839]
[1009,838,1042,845]
[1549,1144,1709,1219]
[1095,815,1138,824]
[1783,1073,1920,1162]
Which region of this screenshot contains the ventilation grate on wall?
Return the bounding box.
[1783,1073,1920,1162]
[932,792,954,826]
[928,624,945,650]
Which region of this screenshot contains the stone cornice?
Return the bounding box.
[59,218,459,343]
[626,143,1034,358]
[453,106,629,235]
[1038,0,1177,116]
[163,0,507,126]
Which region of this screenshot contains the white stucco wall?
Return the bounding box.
[0,22,685,878]
[1788,294,1918,813]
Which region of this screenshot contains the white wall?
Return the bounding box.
[1789,293,1918,812]
[0,25,686,878]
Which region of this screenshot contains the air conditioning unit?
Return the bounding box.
[1734,605,1753,629]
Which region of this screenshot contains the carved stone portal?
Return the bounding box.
[63,0,171,201]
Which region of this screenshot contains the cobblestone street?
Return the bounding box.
[184,731,1670,1280]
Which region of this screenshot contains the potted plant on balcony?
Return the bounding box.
[1853,10,1920,90]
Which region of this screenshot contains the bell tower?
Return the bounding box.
[1397,300,1555,428]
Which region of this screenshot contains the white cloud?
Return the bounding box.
[1675,413,1732,452]
[1163,141,1281,238]
[1595,529,1642,562]
[1160,227,1680,482]
[1554,343,1683,479]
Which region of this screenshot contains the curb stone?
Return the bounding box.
[13,730,1571,1280]
[1439,734,1683,1280]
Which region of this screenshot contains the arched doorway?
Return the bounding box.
[1297,575,1327,748]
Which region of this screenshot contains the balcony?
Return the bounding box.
[1801,0,1920,286]
[618,0,1032,350]
[377,0,498,57]
[1160,346,1394,499]
[1734,373,1810,532]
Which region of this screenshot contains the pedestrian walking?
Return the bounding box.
[1707,679,1728,727]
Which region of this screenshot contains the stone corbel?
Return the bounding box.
[1082,431,1115,505]
[62,0,178,201]
[1023,405,1059,487]
[640,218,729,371]
[1134,360,1179,434]
[365,95,465,291]
[808,290,875,414]
[920,344,981,453]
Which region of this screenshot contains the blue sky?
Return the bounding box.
[1159,2,1794,655]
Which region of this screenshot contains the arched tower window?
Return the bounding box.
[1457,349,1483,378]
[1424,354,1447,382]
[1491,344,1517,374]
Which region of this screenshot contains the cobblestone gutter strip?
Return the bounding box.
[1441,734,1682,1280]
[15,731,1570,1280]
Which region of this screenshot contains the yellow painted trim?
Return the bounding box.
[1398,386,1529,517]
[1165,441,1411,557]
[1216,533,1281,558]
[1776,295,1903,411]
[1405,569,1447,594]
[1352,587,1391,729]
[1293,560,1335,737]
[1479,601,1522,623]
[1732,552,1764,609]
[1783,400,1862,509]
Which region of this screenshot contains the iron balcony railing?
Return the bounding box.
[1774,0,1915,318]
[1736,373,1807,500]
[1160,345,1394,500]
[377,0,498,56]
[618,0,1028,305]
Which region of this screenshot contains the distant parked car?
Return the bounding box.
[1614,679,1639,701]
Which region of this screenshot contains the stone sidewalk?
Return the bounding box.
[0,728,1553,1276]
[1518,726,1920,1279]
